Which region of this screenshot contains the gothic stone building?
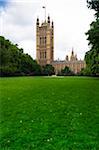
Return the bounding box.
[36,16,86,74]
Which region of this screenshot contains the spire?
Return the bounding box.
[52,20,54,28]
[71,47,74,56]
[70,47,75,61]
[36,17,39,26]
[48,15,50,24]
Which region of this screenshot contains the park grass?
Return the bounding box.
[0,76,99,150]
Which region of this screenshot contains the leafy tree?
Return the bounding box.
[60,66,74,76]
[0,36,41,76]
[85,0,99,76]
[42,64,55,76]
[87,0,99,18]
[20,54,41,75]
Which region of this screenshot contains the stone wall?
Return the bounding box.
[52,60,86,74]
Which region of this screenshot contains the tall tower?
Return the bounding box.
[36,16,54,66]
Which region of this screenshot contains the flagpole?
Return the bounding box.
[45,6,46,21]
[42,6,46,21]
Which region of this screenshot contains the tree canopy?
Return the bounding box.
[0,36,41,76]
[58,66,73,76]
[42,64,55,76]
[87,0,99,18]
[85,0,99,76]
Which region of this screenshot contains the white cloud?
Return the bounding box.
[1,0,95,60]
[18,39,36,58]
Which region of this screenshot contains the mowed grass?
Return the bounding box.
[0,77,99,150]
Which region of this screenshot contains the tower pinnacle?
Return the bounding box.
[36,17,39,26]
[48,15,50,24]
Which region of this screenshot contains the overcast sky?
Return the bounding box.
[0,0,95,60]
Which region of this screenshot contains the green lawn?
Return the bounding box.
[0,77,99,150]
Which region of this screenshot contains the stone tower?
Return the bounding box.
[36,16,54,66]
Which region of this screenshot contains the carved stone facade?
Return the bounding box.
[36,17,86,74]
[36,16,54,66]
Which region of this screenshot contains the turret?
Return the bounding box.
[36,17,39,27]
[47,15,50,25]
[52,21,54,28]
[71,49,74,56]
[66,55,69,61]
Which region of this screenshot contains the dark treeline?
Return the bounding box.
[57,66,74,76]
[0,36,42,76]
[0,36,55,76]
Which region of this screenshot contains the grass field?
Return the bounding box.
[0,77,99,150]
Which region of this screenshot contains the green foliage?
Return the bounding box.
[0,77,99,149]
[86,20,99,50]
[85,48,99,75]
[59,66,74,76]
[0,36,41,76]
[85,0,99,76]
[87,0,99,18]
[42,64,55,75]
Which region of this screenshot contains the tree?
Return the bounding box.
[0,36,41,76]
[60,66,74,76]
[20,54,41,75]
[42,64,55,76]
[85,0,99,76]
[87,0,99,18]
